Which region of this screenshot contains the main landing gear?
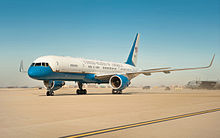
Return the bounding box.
[112,89,122,94]
[76,82,87,95]
[46,90,54,96]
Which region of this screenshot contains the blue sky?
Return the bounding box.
[0,0,219,87]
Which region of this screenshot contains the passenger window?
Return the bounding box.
[42,63,46,66]
[31,63,35,66]
[45,63,49,67]
[35,63,41,66]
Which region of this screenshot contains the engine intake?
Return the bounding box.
[109,75,130,90]
[44,80,65,91]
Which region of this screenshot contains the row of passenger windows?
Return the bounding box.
[31,62,49,67]
[103,66,117,70]
[88,65,100,69]
[87,65,132,71]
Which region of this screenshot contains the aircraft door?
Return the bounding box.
[55,61,60,72]
[77,61,86,73]
[78,59,87,73]
[69,60,85,73]
[81,62,86,73]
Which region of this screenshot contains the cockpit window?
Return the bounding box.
[35,63,41,66]
[31,62,49,67]
[31,63,35,66]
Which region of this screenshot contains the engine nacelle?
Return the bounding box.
[43,80,65,91]
[109,75,130,90]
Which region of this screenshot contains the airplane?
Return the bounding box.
[20,33,215,96]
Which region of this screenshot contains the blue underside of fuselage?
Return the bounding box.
[28,66,107,83]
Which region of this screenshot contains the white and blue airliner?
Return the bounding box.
[20,33,215,96]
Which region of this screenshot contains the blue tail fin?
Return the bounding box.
[125,33,140,66]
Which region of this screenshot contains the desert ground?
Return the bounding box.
[0,88,220,138]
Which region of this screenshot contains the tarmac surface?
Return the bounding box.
[0,88,220,138]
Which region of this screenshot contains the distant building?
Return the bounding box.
[186,80,220,90]
[142,86,151,90]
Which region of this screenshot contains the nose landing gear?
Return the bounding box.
[46,90,54,96]
[76,82,87,95]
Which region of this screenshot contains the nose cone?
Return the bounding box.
[28,66,53,79]
[28,66,42,79]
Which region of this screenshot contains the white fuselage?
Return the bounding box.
[33,55,139,75]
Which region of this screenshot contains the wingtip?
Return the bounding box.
[209,54,215,67]
[19,60,26,73]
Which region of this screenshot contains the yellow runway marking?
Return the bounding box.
[60,108,220,138]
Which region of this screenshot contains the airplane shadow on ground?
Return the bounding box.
[38,92,143,96]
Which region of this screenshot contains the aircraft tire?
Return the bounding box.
[112,89,122,94]
[46,91,50,96]
[46,91,54,96]
[83,89,87,94]
[76,89,81,95]
[112,89,117,94]
[76,89,87,95]
[118,90,122,94]
[50,91,54,96]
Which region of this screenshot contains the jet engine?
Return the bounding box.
[109,75,130,90]
[43,80,65,91]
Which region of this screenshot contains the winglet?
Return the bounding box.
[19,60,23,72]
[19,60,27,73]
[208,54,215,68]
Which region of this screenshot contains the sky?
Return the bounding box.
[0,0,219,87]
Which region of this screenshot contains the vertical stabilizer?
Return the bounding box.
[125,33,140,66]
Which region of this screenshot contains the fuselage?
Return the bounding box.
[28,55,139,83]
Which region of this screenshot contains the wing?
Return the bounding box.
[142,67,171,71]
[127,54,215,79]
[95,67,172,80]
[95,55,215,81]
[95,73,119,81]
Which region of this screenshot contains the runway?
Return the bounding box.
[0,88,220,138]
[61,108,220,138]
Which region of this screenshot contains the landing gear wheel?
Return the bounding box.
[46,91,54,96]
[82,89,87,94]
[76,82,87,95]
[46,91,50,96]
[50,91,54,96]
[76,89,80,95]
[76,89,87,95]
[112,89,122,94]
[118,90,122,94]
